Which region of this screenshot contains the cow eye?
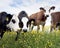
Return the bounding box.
[12,19,16,24]
[19,21,23,28]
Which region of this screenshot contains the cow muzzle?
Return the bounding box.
[23,29,27,32]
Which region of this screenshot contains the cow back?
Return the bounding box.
[51,12,60,24]
[29,11,45,20]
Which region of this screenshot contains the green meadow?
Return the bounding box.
[0,26,60,48]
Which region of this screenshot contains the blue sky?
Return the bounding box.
[0,0,60,14]
[0,0,60,25]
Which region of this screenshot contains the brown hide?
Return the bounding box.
[51,12,60,25]
[50,12,60,31]
[29,10,47,26]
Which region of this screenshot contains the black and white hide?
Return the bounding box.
[0,12,13,39]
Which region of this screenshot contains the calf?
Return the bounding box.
[7,13,21,40]
[48,6,60,31]
[0,11,22,40]
[44,6,60,31]
[0,12,13,39]
[27,7,49,31]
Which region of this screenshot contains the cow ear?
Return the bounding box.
[49,6,55,12]
[40,7,44,10]
[39,7,46,12]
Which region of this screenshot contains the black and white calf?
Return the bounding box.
[0,12,13,39]
[0,11,22,40]
[7,14,20,31]
[6,14,21,40]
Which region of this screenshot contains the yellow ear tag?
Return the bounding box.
[6,17,9,21]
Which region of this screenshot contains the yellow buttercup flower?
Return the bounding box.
[31,30,36,34]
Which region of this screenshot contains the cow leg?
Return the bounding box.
[31,21,34,30]
[50,25,54,32]
[42,24,45,31]
[15,32,19,41]
[42,25,44,31]
[54,26,56,30]
[37,25,40,32]
[28,24,32,32]
[0,32,5,39]
[29,25,34,32]
[15,29,22,41]
[29,21,34,32]
[31,25,34,31]
[50,25,53,32]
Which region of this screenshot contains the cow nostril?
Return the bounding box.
[46,15,49,17]
[23,29,27,32]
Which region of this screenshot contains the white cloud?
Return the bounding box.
[0,0,12,7]
[0,0,13,13]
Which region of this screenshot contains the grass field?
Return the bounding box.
[0,29,60,48]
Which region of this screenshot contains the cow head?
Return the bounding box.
[7,14,21,32]
[18,11,29,32]
[19,17,29,32]
[0,12,13,25]
[18,11,28,19]
[40,6,55,17]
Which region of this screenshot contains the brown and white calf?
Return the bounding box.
[49,6,60,31]
[27,7,49,31]
[44,6,60,31]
